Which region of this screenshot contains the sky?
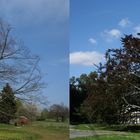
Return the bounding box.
[1,0,140,107]
[70,0,140,77]
[0,0,69,106]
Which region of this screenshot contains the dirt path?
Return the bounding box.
[70,129,127,138]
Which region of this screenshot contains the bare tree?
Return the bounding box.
[49,103,69,122]
[0,19,45,103]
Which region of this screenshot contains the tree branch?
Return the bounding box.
[122,96,140,109]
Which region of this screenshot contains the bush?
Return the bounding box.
[116,125,140,132]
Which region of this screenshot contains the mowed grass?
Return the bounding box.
[0,120,69,140]
[71,133,140,140]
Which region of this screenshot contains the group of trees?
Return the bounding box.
[70,34,140,124]
[0,83,38,123]
[0,83,41,123]
[16,101,69,123]
[70,72,97,123]
[38,103,69,122]
[0,82,69,123]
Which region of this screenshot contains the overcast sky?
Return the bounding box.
[70,0,140,77]
[0,0,69,106]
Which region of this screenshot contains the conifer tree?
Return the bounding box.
[0,83,17,123]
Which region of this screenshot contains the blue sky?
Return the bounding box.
[1,0,140,107]
[70,0,140,77]
[0,0,69,106]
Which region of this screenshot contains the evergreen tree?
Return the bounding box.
[0,83,17,123]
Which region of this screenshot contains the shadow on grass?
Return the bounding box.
[115,124,140,133]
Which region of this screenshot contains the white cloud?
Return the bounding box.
[88,38,97,45]
[102,29,121,42]
[0,0,69,26]
[132,25,140,37]
[134,26,140,34]
[70,51,104,66]
[107,29,121,38]
[119,18,131,27]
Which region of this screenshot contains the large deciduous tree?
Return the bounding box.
[104,34,140,111]
[0,19,44,102]
[75,34,140,124]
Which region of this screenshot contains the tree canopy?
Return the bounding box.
[70,34,140,124]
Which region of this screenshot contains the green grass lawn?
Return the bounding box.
[72,123,140,132]
[0,120,69,140]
